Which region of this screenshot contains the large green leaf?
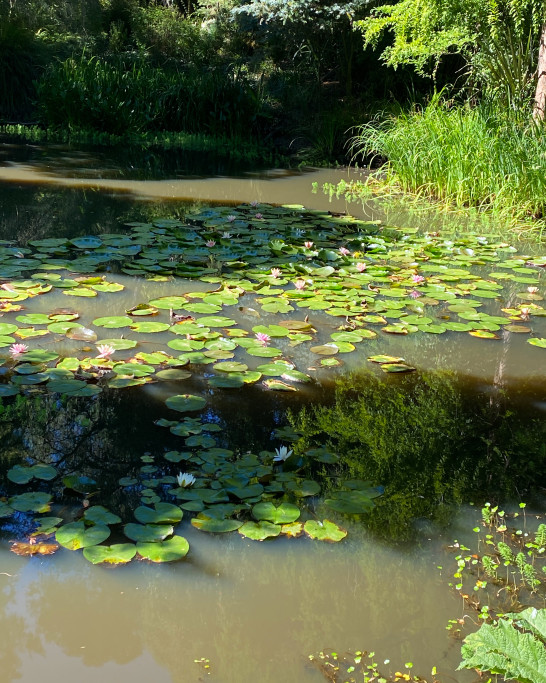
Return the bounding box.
[134,503,183,524]
[252,501,300,524]
[459,618,546,683]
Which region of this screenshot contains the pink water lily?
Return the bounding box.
[255,332,270,346]
[9,343,28,358]
[270,267,281,278]
[409,290,422,299]
[250,201,259,208]
[527,286,539,294]
[356,262,367,272]
[339,247,350,256]
[294,279,306,290]
[96,344,115,359]
[412,274,425,283]
[206,240,216,248]
[227,215,237,223]
[304,241,314,249]
[255,213,264,220]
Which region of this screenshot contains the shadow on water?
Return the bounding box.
[0,369,544,544]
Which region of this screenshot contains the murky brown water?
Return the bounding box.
[0,140,544,683]
[1,522,467,683]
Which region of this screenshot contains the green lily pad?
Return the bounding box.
[9,492,52,513]
[56,522,111,550]
[83,506,122,526]
[380,363,416,373]
[92,316,133,329]
[62,474,98,494]
[83,544,137,565]
[130,321,171,333]
[124,523,174,542]
[136,535,189,562]
[238,520,281,541]
[303,519,347,542]
[134,503,183,524]
[191,517,243,533]
[213,361,248,372]
[166,394,207,412]
[252,501,300,524]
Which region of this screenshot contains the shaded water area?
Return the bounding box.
[0,139,545,682]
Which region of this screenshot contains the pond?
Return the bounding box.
[0,139,545,683]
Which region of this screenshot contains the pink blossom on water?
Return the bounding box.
[356,262,367,272]
[255,332,270,346]
[412,274,425,283]
[304,241,314,249]
[409,290,422,299]
[527,286,539,294]
[255,213,263,220]
[294,279,306,290]
[96,344,115,359]
[520,307,531,318]
[250,201,259,208]
[339,247,350,256]
[9,343,28,358]
[270,268,281,279]
[227,215,237,223]
[206,239,216,247]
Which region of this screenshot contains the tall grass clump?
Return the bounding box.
[36,55,263,138]
[351,98,546,225]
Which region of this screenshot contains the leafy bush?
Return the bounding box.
[35,56,263,137]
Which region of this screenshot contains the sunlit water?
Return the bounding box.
[0,139,544,682]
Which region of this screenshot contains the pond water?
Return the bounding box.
[0,139,545,683]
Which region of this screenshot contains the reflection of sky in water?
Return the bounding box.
[0,142,543,683]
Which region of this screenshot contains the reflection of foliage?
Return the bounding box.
[292,371,546,540]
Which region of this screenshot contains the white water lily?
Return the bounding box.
[273,445,293,462]
[177,472,196,487]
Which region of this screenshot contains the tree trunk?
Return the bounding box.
[533,22,546,120]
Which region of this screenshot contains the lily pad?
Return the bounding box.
[124,523,174,542]
[83,506,122,526]
[252,501,300,524]
[83,544,137,565]
[134,503,183,524]
[136,535,189,562]
[56,522,111,550]
[238,520,281,541]
[165,394,206,412]
[191,517,243,533]
[303,519,347,542]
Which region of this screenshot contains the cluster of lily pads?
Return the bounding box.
[1,407,383,563]
[0,201,544,564]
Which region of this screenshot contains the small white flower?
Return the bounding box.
[273,445,293,462]
[177,472,196,487]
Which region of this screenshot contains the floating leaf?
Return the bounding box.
[252,501,300,524]
[303,519,347,542]
[56,522,110,550]
[124,523,174,542]
[238,520,281,541]
[83,506,122,526]
[136,536,189,562]
[9,492,52,513]
[166,394,206,412]
[134,503,183,524]
[191,517,243,533]
[83,544,137,565]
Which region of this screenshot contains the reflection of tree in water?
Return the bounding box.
[0,185,205,243]
[292,370,546,540]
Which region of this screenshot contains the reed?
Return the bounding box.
[350,98,546,226]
